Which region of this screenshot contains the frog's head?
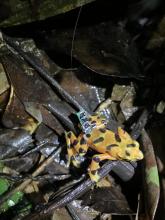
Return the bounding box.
[117,127,144,161]
[89,113,107,129]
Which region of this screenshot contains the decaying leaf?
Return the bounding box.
[67,201,99,220]
[1,53,73,134]
[19,39,63,77]
[83,187,133,215]
[0,0,96,27]
[147,123,165,220]
[111,84,129,102]
[0,128,33,159]
[2,87,38,133]
[0,63,9,95]
[45,22,142,78]
[140,129,160,220]
[52,207,72,220]
[120,83,138,120]
[2,155,39,174]
[0,89,9,114]
[147,15,165,50]
[57,69,106,112]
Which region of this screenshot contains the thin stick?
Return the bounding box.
[41,161,118,215]
[71,6,82,68]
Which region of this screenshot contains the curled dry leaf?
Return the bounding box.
[0,0,96,27]
[140,129,160,220]
[45,22,142,78]
[57,69,106,112]
[2,87,38,133]
[0,63,9,95]
[1,53,73,134]
[0,128,33,159]
[83,187,133,215]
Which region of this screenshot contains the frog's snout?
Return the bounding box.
[137,150,144,160]
[132,141,144,160]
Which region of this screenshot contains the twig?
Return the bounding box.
[30,161,118,217]
[45,103,76,132]
[0,173,70,182]
[67,203,81,220]
[22,142,49,157]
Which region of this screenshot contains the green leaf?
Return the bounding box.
[0,191,24,213]
[146,166,159,187]
[0,179,10,195]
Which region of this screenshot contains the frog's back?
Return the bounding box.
[88,128,119,154]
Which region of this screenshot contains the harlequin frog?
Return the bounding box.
[65,113,143,182]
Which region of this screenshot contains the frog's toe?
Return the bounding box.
[66,159,71,168]
[89,170,100,182]
[72,160,81,168]
[67,158,80,168]
[72,157,81,168]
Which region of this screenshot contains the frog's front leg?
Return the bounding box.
[65,131,77,167]
[65,131,89,168]
[95,98,112,113]
[88,153,116,182]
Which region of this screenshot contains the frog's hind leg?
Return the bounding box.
[65,131,88,168]
[88,153,115,182]
[74,135,88,157]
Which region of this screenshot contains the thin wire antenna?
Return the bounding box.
[71,5,83,68]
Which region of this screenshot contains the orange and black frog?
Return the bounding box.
[65,110,143,182]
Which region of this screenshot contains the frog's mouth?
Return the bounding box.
[126,150,144,161]
[117,150,144,161]
[136,151,144,160]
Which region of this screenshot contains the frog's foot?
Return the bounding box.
[72,156,81,168]
[88,169,100,182]
[66,154,81,168]
[88,155,101,182]
[66,147,76,167]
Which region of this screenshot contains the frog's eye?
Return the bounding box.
[126,141,139,148]
[127,143,136,147]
